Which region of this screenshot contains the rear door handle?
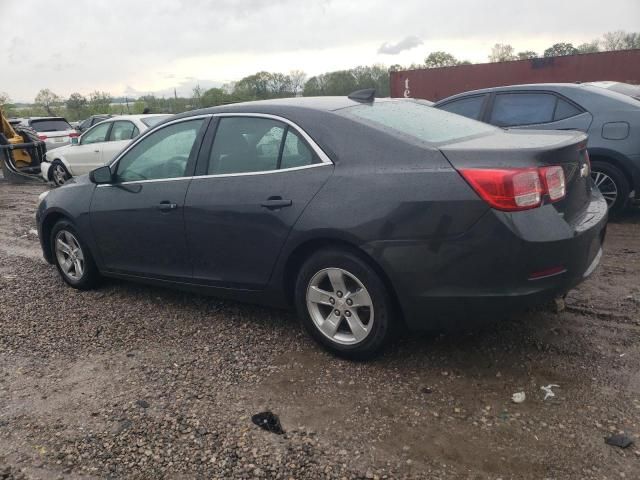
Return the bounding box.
[157,201,178,212]
[261,197,292,210]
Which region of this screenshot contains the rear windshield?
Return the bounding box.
[591,82,640,100]
[141,115,172,128]
[338,100,496,144]
[29,118,72,132]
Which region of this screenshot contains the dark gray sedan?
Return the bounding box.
[434,82,640,212]
[36,96,607,358]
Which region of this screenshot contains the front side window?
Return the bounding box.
[109,121,136,141]
[115,119,204,182]
[438,95,486,120]
[207,117,318,175]
[81,122,111,145]
[490,93,557,126]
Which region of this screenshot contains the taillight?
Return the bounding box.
[540,166,566,201]
[460,166,566,212]
[459,168,542,211]
[69,132,79,138]
[38,135,47,140]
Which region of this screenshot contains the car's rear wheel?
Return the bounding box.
[590,161,629,213]
[50,160,71,186]
[295,248,393,359]
[51,220,100,290]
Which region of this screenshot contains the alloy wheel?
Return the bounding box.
[591,170,618,208]
[306,267,374,345]
[54,230,85,281]
[53,164,69,186]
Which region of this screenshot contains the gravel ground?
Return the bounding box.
[0,180,639,479]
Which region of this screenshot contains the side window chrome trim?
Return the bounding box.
[211,112,334,166]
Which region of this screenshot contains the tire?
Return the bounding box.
[294,247,394,359]
[591,161,629,213]
[50,160,71,186]
[50,220,100,290]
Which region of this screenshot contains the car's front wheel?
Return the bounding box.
[295,248,394,359]
[50,220,100,290]
[50,160,71,187]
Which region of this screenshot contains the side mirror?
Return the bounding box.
[71,136,79,145]
[89,165,113,184]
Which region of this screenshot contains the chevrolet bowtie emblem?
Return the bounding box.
[580,163,590,178]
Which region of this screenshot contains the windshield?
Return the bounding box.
[141,115,172,128]
[338,100,496,144]
[29,118,72,132]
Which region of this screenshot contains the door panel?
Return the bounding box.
[62,144,103,176]
[91,181,192,278]
[99,140,131,167]
[184,165,332,288]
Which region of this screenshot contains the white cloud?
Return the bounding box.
[378,36,424,55]
[1,0,638,101]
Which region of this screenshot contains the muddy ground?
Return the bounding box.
[0,180,639,479]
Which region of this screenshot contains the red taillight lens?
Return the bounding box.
[38,135,47,140]
[69,132,79,138]
[540,166,566,201]
[459,168,543,211]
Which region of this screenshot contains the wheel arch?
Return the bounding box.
[588,148,637,190]
[40,210,74,263]
[281,237,406,326]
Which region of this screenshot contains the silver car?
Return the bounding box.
[19,117,78,151]
[434,82,640,212]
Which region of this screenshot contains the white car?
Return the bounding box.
[41,114,171,185]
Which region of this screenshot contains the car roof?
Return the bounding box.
[28,116,69,121]
[107,114,171,121]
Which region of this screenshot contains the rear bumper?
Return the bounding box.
[365,189,608,330]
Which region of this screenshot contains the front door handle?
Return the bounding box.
[261,197,292,210]
[157,201,178,212]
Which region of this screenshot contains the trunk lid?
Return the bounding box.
[439,129,592,223]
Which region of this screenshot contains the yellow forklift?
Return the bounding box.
[0,107,47,183]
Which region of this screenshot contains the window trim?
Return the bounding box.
[100,113,333,186]
[486,90,586,127]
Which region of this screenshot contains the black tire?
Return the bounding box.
[50,160,71,186]
[294,247,394,359]
[591,161,629,213]
[50,220,100,290]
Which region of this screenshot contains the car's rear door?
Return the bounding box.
[183,114,333,289]
[100,120,140,165]
[486,91,593,131]
[90,117,209,279]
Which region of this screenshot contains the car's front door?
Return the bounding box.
[90,117,208,279]
[184,115,333,289]
[65,121,112,175]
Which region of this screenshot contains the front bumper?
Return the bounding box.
[366,189,608,330]
[40,161,52,181]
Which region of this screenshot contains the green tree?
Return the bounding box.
[303,75,327,96]
[424,51,459,68]
[517,51,538,60]
[601,31,640,50]
[489,44,517,62]
[192,84,203,109]
[200,88,229,107]
[88,91,113,114]
[576,41,600,54]
[0,92,10,107]
[34,89,62,116]
[544,43,578,57]
[288,70,307,96]
[65,93,88,121]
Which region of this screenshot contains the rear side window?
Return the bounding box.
[341,100,495,144]
[208,117,319,175]
[438,95,486,120]
[109,121,136,141]
[29,119,72,132]
[554,98,582,121]
[490,93,556,126]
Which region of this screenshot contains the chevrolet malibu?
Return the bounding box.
[36,94,607,358]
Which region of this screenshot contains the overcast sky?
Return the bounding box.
[2,0,639,102]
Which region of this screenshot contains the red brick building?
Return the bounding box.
[390,49,640,101]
